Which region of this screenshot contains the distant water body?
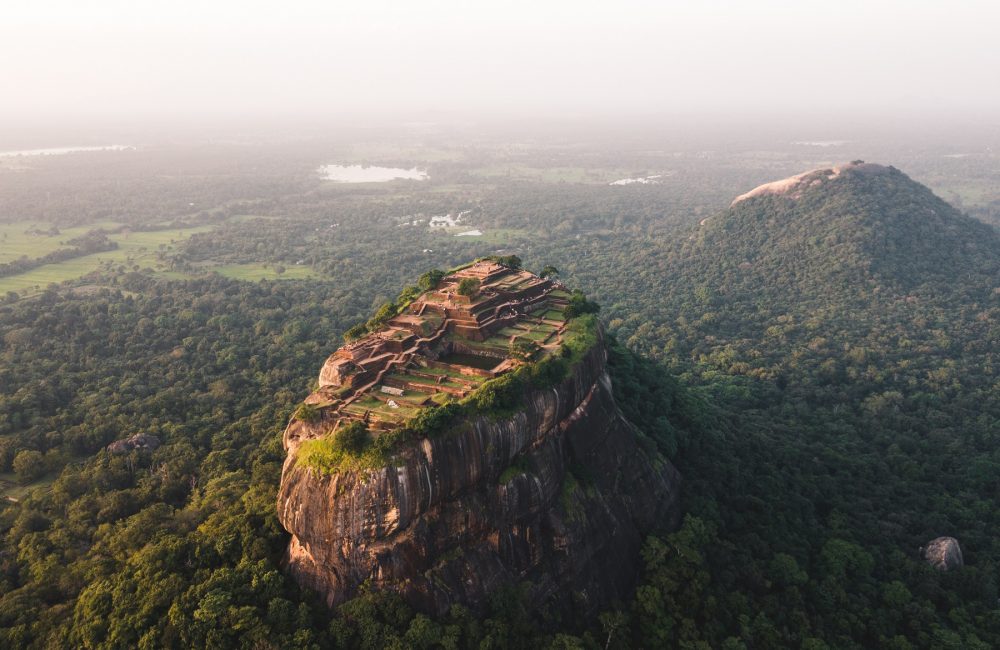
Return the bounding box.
[318,164,428,182]
[0,145,133,157]
[791,140,849,147]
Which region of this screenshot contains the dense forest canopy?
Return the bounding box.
[1,129,999,648]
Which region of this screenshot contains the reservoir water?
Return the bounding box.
[318,164,427,182]
[0,145,133,157]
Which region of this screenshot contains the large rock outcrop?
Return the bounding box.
[277,333,681,618]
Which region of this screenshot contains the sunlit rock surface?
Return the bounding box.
[731,161,892,205]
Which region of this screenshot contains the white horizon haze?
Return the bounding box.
[2,0,998,125]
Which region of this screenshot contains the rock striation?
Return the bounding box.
[276,262,681,618]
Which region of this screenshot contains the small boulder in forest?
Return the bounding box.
[107,433,161,455]
[922,537,963,571]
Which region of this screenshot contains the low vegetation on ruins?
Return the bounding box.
[288,257,600,474]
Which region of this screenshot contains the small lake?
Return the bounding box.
[0,145,133,158]
[318,164,428,183]
[791,140,849,147]
[610,174,663,186]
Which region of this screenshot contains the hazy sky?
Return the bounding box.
[3,0,998,123]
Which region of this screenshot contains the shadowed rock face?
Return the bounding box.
[923,537,964,571]
[276,332,681,617]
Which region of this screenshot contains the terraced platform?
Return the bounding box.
[305,261,570,435]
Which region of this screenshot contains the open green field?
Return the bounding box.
[0,220,124,263]
[0,219,329,296]
[938,182,996,207]
[0,471,56,501]
[210,263,319,281]
[0,225,213,294]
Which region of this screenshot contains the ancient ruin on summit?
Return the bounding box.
[292,260,572,439]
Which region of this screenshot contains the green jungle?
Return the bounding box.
[1,131,998,649]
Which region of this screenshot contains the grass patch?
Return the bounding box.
[387,373,438,387]
[0,472,56,501]
[412,364,486,382]
[297,423,412,475]
[499,456,530,484]
[560,471,586,523]
[561,315,599,362]
[295,403,321,422]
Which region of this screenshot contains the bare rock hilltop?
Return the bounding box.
[731,160,892,205]
[276,259,681,617]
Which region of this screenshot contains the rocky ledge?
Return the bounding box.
[276,330,681,618]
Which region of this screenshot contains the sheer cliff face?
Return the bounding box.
[277,334,681,617]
